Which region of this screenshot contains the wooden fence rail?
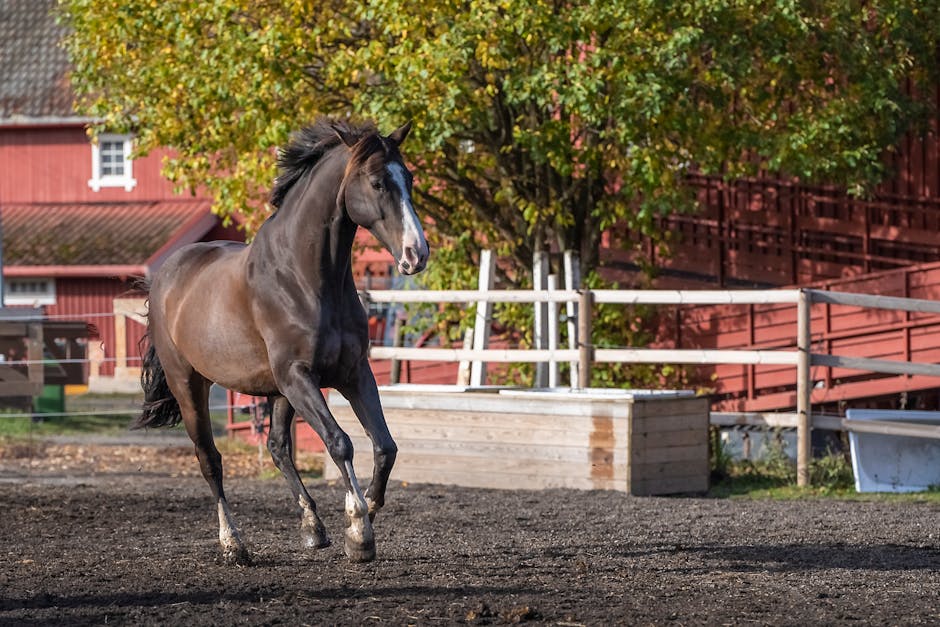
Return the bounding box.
[362,287,940,486]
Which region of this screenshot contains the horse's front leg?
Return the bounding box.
[266,395,330,550]
[338,361,397,523]
[276,363,375,562]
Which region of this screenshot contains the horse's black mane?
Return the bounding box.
[270,118,381,209]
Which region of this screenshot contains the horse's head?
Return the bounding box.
[334,122,429,276]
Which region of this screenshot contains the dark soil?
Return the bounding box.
[1,464,939,625]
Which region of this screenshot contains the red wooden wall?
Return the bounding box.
[0,126,181,204]
[41,277,142,378]
[657,262,940,412]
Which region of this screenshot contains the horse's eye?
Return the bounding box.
[371,180,385,192]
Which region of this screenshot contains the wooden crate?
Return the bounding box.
[325,387,710,495]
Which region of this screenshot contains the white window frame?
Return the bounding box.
[88,133,137,192]
[4,278,56,306]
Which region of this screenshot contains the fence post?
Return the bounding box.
[564,251,581,387]
[470,250,495,386]
[533,251,550,387]
[390,316,404,385]
[796,289,812,487]
[547,274,560,387]
[578,289,593,389]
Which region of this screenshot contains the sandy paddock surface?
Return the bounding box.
[1,439,939,625]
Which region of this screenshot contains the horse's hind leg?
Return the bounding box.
[176,372,250,565]
[266,395,330,549]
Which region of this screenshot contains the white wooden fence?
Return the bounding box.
[361,287,940,487]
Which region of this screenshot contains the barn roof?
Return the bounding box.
[0,0,77,122]
[1,200,227,276]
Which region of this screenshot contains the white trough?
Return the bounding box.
[846,409,940,493]
[326,386,710,495]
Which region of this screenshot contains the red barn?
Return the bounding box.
[0,1,243,392]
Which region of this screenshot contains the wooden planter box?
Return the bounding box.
[326,387,710,495]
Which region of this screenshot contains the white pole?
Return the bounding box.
[564,251,581,388]
[547,274,559,387]
[533,251,549,388]
[469,250,495,386]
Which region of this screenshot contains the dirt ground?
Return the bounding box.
[1,441,939,626]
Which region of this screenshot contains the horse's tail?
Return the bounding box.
[131,278,181,430]
[131,341,183,430]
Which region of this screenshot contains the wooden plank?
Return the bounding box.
[26,322,42,391]
[365,289,579,304]
[809,289,940,315]
[349,422,617,448]
[631,443,709,464]
[812,354,940,377]
[594,348,798,366]
[336,391,635,419]
[629,429,706,448]
[631,414,709,435]
[632,397,709,420]
[331,407,627,436]
[630,459,708,480]
[382,469,627,492]
[114,313,127,370]
[0,381,41,395]
[0,323,27,336]
[343,437,621,465]
[370,346,580,363]
[384,450,628,475]
[326,453,628,488]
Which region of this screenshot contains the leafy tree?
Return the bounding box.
[62,0,939,386]
[63,0,939,278]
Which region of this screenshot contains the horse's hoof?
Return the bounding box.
[221,545,253,567]
[344,537,376,563]
[301,527,332,550]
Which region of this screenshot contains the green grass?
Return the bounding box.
[708,427,940,502]
[0,410,134,438]
[0,392,234,441]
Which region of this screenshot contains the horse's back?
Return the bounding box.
[150,240,247,319]
[154,240,246,285]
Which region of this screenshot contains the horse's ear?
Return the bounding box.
[331,123,358,148]
[388,121,412,146]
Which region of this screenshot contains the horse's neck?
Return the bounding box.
[253,151,358,293]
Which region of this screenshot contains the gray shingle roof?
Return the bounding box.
[2,200,217,266]
[0,0,76,120]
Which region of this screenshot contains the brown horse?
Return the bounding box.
[133,119,428,564]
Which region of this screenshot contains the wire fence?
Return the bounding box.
[0,404,251,421]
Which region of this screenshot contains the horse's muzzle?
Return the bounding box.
[399,243,429,275]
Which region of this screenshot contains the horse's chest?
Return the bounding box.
[314,330,366,382]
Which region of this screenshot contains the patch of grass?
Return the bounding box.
[709,431,940,502]
[0,410,133,439]
[0,392,234,440]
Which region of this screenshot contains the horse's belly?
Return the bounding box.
[184,334,275,393]
[172,305,277,394]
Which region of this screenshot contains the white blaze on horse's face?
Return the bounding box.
[386,161,428,275]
